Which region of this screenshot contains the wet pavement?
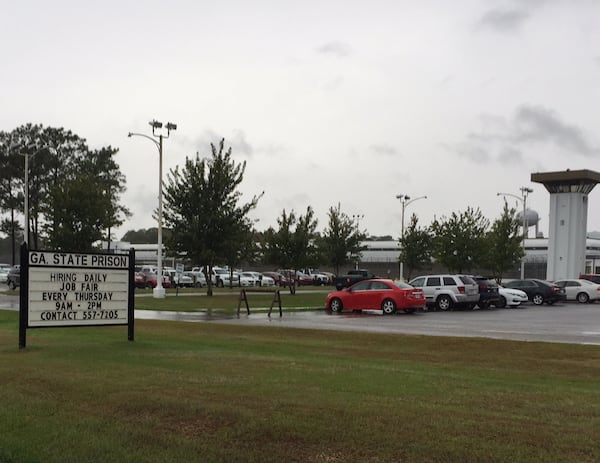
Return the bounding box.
[3,291,600,345]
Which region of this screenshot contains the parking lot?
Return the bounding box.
[133,301,600,345]
[2,291,600,345]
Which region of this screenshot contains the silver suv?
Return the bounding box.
[408,274,479,311]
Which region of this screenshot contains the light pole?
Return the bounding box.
[128,120,177,299]
[352,214,364,270]
[497,187,533,280]
[395,194,427,281]
[19,144,48,245]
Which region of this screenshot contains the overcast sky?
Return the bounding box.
[2,0,599,240]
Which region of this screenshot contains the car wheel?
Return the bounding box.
[329,298,343,313]
[217,279,224,288]
[577,292,590,304]
[532,294,544,305]
[146,282,153,289]
[496,296,507,308]
[8,280,16,290]
[381,299,396,315]
[436,295,452,311]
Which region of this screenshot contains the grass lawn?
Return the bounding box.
[134,287,329,312]
[1,309,600,462]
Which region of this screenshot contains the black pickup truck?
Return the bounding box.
[333,269,377,290]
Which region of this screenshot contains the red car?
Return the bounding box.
[326,279,426,315]
[143,272,172,289]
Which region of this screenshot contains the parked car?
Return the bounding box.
[495,286,529,308]
[579,274,600,284]
[333,269,378,290]
[186,271,206,288]
[553,279,600,303]
[143,272,172,289]
[134,272,146,288]
[503,279,565,305]
[301,268,330,285]
[6,265,20,290]
[470,276,500,309]
[0,263,10,283]
[163,269,194,288]
[241,271,275,287]
[408,274,480,311]
[326,279,426,315]
[262,271,289,287]
[277,269,313,286]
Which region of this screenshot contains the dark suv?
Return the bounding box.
[471,276,500,309]
[503,279,566,305]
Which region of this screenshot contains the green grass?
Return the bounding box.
[134,287,329,312]
[1,309,600,462]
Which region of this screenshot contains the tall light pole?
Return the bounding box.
[352,214,364,270]
[395,194,427,281]
[497,187,533,280]
[19,144,49,246]
[128,120,177,299]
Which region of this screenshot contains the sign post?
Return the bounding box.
[19,244,135,348]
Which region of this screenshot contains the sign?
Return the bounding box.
[19,245,135,348]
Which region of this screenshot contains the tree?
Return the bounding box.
[263,206,319,278]
[481,200,524,282]
[399,213,433,280]
[0,132,24,263]
[44,147,130,252]
[430,207,489,273]
[162,138,261,296]
[319,203,365,275]
[121,228,159,244]
[0,124,129,251]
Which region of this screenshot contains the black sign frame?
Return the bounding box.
[18,243,135,348]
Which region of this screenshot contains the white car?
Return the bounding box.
[496,285,529,308]
[187,271,207,288]
[554,279,600,303]
[241,271,275,287]
[0,264,10,283]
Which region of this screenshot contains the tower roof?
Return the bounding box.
[531,169,600,194]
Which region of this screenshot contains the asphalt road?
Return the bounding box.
[2,291,600,345]
[169,302,600,345]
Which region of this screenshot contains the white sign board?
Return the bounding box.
[27,251,130,327]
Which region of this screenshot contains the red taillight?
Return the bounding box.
[458,286,465,294]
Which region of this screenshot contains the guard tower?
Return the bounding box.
[531,169,600,280]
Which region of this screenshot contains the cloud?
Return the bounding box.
[512,105,599,156]
[316,41,353,58]
[370,144,398,156]
[185,129,254,158]
[453,104,599,163]
[478,8,530,32]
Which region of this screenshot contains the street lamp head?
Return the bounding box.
[165,122,177,131]
[521,187,533,194]
[127,132,133,138]
[149,120,163,129]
